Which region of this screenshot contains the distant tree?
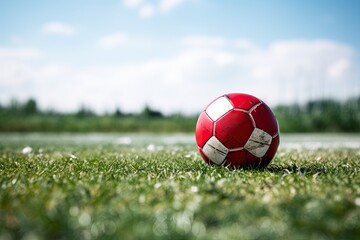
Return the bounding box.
[306,99,341,131]
[341,96,360,131]
[141,105,163,118]
[76,105,95,117]
[114,107,124,117]
[23,98,38,115]
[8,99,21,114]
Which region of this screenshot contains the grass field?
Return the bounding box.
[0,134,359,239]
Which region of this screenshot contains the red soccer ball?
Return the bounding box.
[195,93,280,168]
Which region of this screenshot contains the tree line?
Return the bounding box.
[0,97,359,132]
[0,99,165,118]
[0,99,192,132]
[274,96,360,132]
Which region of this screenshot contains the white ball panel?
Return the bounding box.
[244,128,272,158]
[205,97,233,121]
[202,136,229,165]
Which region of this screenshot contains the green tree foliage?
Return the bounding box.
[8,99,22,115]
[23,98,38,115]
[0,98,38,116]
[140,105,163,118]
[274,96,360,132]
[114,107,124,117]
[76,105,95,117]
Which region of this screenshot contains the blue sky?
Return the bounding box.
[0,0,359,114]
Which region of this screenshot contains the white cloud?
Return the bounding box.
[42,22,74,35]
[240,40,356,104]
[0,61,33,85]
[327,58,350,79]
[123,0,143,8]
[182,36,256,51]
[0,47,42,60]
[182,36,226,48]
[233,39,255,50]
[139,4,155,18]
[0,39,358,114]
[99,33,128,48]
[159,0,187,13]
[122,0,189,18]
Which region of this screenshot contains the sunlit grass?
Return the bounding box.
[1,142,359,239]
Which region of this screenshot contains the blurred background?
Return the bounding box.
[0,0,359,132]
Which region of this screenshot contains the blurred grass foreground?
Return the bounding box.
[0,96,359,133]
[0,139,359,239]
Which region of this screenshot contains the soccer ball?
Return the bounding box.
[195,93,280,168]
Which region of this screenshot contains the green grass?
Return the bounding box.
[0,140,359,239]
[0,115,198,133]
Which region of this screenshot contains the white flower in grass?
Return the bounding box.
[22,146,33,154]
